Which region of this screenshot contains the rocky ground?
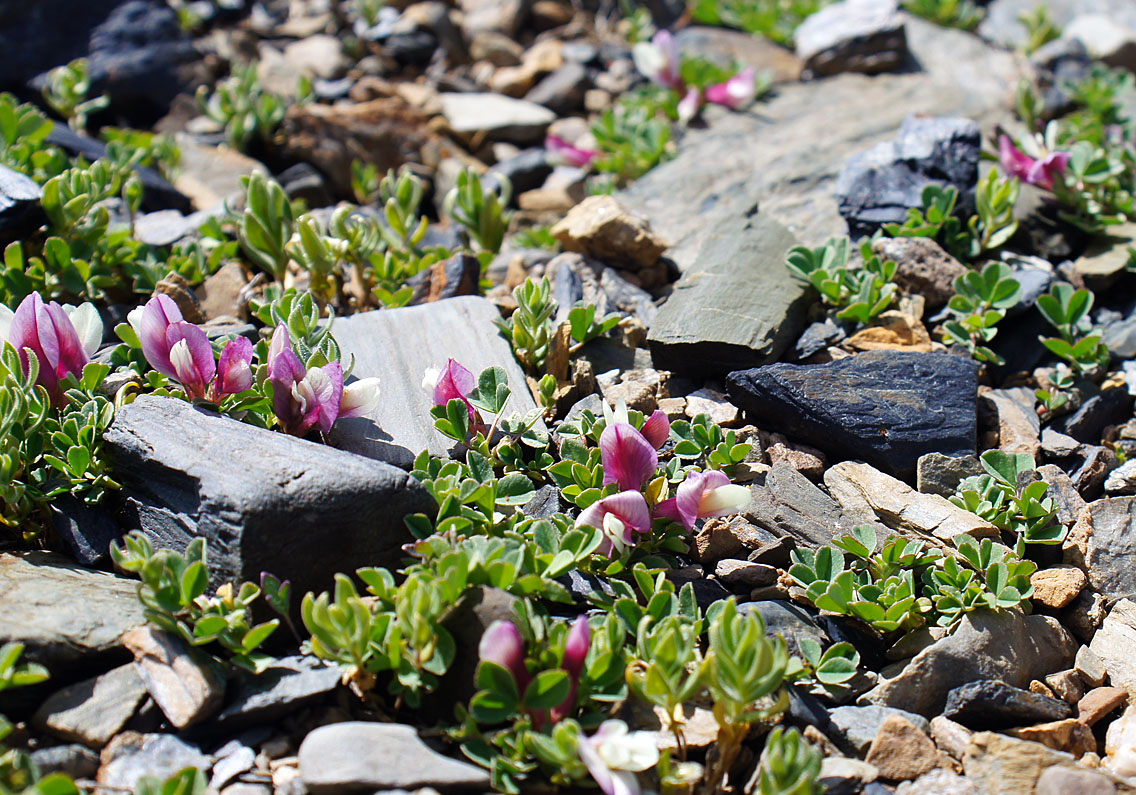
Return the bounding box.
[6,0,1136,793]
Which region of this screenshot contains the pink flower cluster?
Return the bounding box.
[998,134,1070,191]
[632,30,757,123]
[2,293,102,405]
[479,616,589,727]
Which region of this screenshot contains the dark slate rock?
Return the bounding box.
[1053,388,1133,445]
[407,252,481,305]
[834,115,981,238]
[103,395,433,601]
[795,0,908,78]
[206,656,341,732]
[485,149,553,198]
[524,63,590,115]
[0,0,120,85]
[560,569,617,602]
[794,319,845,360]
[942,679,1072,729]
[737,600,829,659]
[1075,496,1136,602]
[648,211,810,377]
[1071,444,1119,500]
[0,164,44,240]
[786,685,834,734]
[547,252,657,328]
[665,572,731,612]
[327,297,540,468]
[520,485,563,520]
[727,351,978,480]
[49,496,121,566]
[278,162,333,208]
[46,125,192,213]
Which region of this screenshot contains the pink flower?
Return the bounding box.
[424,358,479,422]
[212,336,254,400]
[706,67,756,110]
[128,294,183,378]
[6,293,91,404]
[600,422,658,492]
[551,615,590,722]
[164,321,216,400]
[267,325,344,437]
[998,134,1070,191]
[640,410,670,449]
[546,135,599,168]
[677,87,702,126]
[632,30,683,91]
[478,620,530,693]
[576,490,652,556]
[655,469,751,531]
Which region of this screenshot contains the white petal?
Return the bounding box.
[699,484,751,515]
[65,303,104,355]
[0,304,12,341]
[631,42,665,81]
[127,306,146,334]
[340,377,380,418]
[421,367,440,393]
[169,339,195,382]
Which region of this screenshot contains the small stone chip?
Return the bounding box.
[865,715,941,781]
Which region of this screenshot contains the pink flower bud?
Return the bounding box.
[429,358,479,422]
[705,67,756,110]
[478,620,530,692]
[212,336,254,400]
[128,294,183,378]
[551,615,591,722]
[576,490,652,557]
[165,321,216,400]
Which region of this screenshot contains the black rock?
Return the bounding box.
[30,745,100,780]
[103,396,434,603]
[520,485,563,520]
[786,685,834,735]
[560,569,617,602]
[49,495,121,566]
[834,116,981,239]
[794,319,846,360]
[382,31,439,65]
[0,164,44,241]
[727,351,978,480]
[46,125,192,213]
[485,149,553,198]
[407,252,482,305]
[942,679,1072,729]
[737,600,829,659]
[1054,388,1133,445]
[664,574,730,612]
[0,0,120,86]
[278,163,333,208]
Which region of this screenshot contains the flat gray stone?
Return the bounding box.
[1070,497,1136,602]
[647,212,809,378]
[917,453,984,497]
[328,297,540,468]
[979,0,1136,49]
[33,664,147,749]
[298,722,490,793]
[828,705,931,754]
[0,552,144,672]
[211,656,341,730]
[104,396,432,601]
[859,610,1077,717]
[97,732,212,791]
[440,93,555,144]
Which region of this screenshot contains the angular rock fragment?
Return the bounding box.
[33,664,147,749]
[122,626,224,729]
[1089,599,1136,693]
[943,680,1072,729]
[796,0,908,78]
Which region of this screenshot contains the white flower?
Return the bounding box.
[340,377,381,418]
[578,720,659,795]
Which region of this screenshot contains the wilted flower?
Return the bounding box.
[677,86,702,126]
[998,134,1070,191]
[423,358,479,422]
[5,293,99,404]
[212,336,254,401]
[706,67,757,110]
[576,490,652,557]
[546,135,600,168]
[631,30,683,91]
[577,720,659,795]
[655,469,751,531]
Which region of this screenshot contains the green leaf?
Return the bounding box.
[522,669,572,710]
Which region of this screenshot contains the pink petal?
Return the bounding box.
[165,322,215,399]
[215,337,254,398]
[433,358,475,406]
[45,301,89,381]
[640,410,670,449]
[653,497,681,523]
[546,135,599,168]
[998,134,1035,182]
[313,361,344,434]
[136,295,182,376]
[601,423,658,492]
[653,30,682,90]
[562,615,590,677]
[10,294,59,400]
[706,68,756,109]
[677,87,702,125]
[269,346,306,433]
[674,471,709,531]
[268,324,292,370]
[479,620,530,692]
[601,490,652,536]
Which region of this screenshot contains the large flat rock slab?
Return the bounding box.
[329,297,539,467]
[104,396,432,600]
[727,351,978,481]
[0,552,144,672]
[618,15,1020,267]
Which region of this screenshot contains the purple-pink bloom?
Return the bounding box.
[546,135,600,168]
[426,358,479,422]
[706,67,756,110]
[576,490,652,557]
[164,321,216,400]
[552,615,590,722]
[677,86,702,126]
[7,293,89,405]
[267,324,345,437]
[632,30,683,91]
[998,134,1070,191]
[128,294,183,378]
[478,620,530,693]
[640,410,670,450]
[655,469,751,531]
[600,422,658,492]
[212,336,254,400]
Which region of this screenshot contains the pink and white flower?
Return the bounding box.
[423,358,479,422]
[576,490,652,557]
[546,135,600,168]
[655,469,751,531]
[632,30,683,91]
[706,67,757,110]
[998,134,1070,191]
[577,720,659,795]
[5,293,97,404]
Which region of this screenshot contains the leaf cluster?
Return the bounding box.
[951,450,1066,544]
[785,237,898,325]
[942,262,1022,365]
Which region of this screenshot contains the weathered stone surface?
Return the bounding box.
[0,552,144,671]
[1030,565,1088,610]
[872,236,967,311]
[1077,646,1109,689]
[619,16,1017,264]
[551,196,667,270]
[122,626,224,729]
[1068,498,1136,602]
[825,461,998,544]
[943,680,1072,729]
[0,164,43,238]
[648,212,808,378]
[728,351,977,480]
[441,92,555,144]
[860,610,1077,717]
[211,656,341,730]
[916,453,984,497]
[328,297,540,467]
[796,0,908,78]
[962,731,1080,795]
[298,722,490,793]
[33,664,146,749]
[981,387,1041,461]
[714,559,777,589]
[1009,718,1098,758]
[1090,600,1136,693]
[930,715,973,761]
[460,0,529,38]
[98,732,211,791]
[828,705,931,755]
[864,715,941,781]
[737,601,830,659]
[896,769,980,794]
[30,745,100,780]
[835,115,981,238]
[674,26,802,83]
[282,98,436,198]
[1081,687,1128,728]
[104,396,432,601]
[1036,765,1118,795]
